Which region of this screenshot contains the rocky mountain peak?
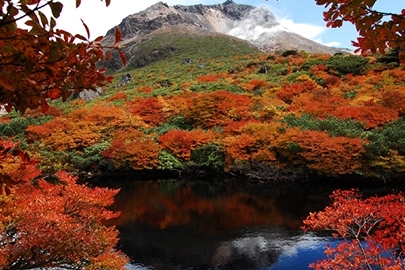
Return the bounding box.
[101,1,348,71]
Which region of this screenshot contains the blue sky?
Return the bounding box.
[53,0,403,50]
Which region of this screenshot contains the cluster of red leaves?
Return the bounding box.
[0,139,128,269]
[0,139,40,193]
[303,189,405,269]
[381,90,405,116]
[316,0,405,61]
[0,0,123,113]
[277,80,321,104]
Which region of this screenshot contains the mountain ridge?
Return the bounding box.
[101,1,348,71]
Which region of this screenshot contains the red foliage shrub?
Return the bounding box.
[102,128,160,170]
[303,189,405,270]
[276,83,306,104]
[196,74,219,82]
[183,91,252,128]
[276,130,366,175]
[125,97,165,126]
[158,129,213,160]
[332,105,399,129]
[381,90,405,116]
[107,92,128,102]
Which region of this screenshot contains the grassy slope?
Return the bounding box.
[2,34,405,181]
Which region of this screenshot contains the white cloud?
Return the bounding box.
[278,18,325,40]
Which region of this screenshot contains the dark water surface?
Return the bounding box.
[98,175,404,270]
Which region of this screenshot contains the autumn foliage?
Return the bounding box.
[303,189,405,269]
[0,139,128,269]
[0,0,123,113]
[316,0,405,62]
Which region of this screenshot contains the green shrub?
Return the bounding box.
[365,118,405,156]
[0,116,52,138]
[282,113,365,137]
[301,58,326,71]
[158,150,183,170]
[69,141,111,170]
[148,115,193,135]
[326,55,369,75]
[191,144,224,169]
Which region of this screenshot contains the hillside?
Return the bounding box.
[1,38,404,181]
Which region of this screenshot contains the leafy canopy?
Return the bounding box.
[315,0,405,61]
[0,0,122,113]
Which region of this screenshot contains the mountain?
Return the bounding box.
[100,1,347,71]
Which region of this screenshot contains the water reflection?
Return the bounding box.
[95,175,343,269]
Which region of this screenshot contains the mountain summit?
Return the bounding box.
[102,1,345,71]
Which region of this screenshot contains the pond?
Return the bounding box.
[98,174,402,270]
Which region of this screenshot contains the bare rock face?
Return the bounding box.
[101,0,347,72]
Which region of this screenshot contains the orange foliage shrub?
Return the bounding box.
[107,92,128,102]
[224,133,256,161]
[381,90,405,116]
[293,92,348,118]
[158,93,194,119]
[275,129,366,175]
[276,83,306,104]
[158,129,214,160]
[183,91,252,128]
[196,74,220,82]
[332,105,399,129]
[385,68,405,84]
[26,105,143,151]
[224,122,281,165]
[137,86,153,93]
[0,139,41,192]
[125,97,165,126]
[102,128,160,170]
[241,79,268,92]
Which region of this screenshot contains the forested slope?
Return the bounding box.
[2,45,404,181]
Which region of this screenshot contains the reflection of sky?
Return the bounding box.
[268,234,332,270]
[125,230,333,270]
[211,229,335,270]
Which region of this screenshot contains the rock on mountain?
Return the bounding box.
[101,0,346,71]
